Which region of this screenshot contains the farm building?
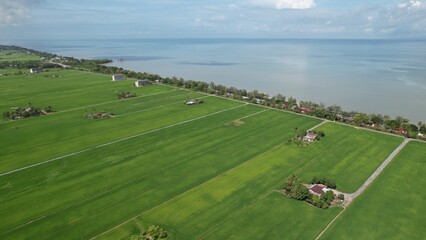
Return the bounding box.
[112,74,126,81]
[303,132,318,142]
[309,184,333,196]
[135,79,151,87]
[30,67,42,74]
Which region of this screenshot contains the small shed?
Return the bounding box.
[135,79,151,87]
[112,74,126,81]
[30,67,42,74]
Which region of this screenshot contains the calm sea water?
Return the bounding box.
[5,38,426,122]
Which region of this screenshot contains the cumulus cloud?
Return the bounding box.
[250,0,316,10]
[398,0,423,9]
[0,0,44,26]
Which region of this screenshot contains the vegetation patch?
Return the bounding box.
[282,175,338,209]
[84,108,114,119]
[288,128,325,145]
[117,91,137,99]
[2,103,53,120]
[130,225,168,240]
[184,98,204,105]
[310,176,337,189]
[225,118,245,127]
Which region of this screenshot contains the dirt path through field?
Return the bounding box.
[342,138,410,206]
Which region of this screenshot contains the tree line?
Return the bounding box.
[2,45,425,139]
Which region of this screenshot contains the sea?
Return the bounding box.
[4,38,426,122]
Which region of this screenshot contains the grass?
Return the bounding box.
[98,124,402,239]
[297,123,403,192]
[320,141,426,240]
[0,51,41,62]
[0,68,418,240]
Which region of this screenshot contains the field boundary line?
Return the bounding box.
[0,103,247,177]
[314,208,346,240]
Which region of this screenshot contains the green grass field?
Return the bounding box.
[0,68,420,240]
[0,51,41,62]
[320,141,426,240]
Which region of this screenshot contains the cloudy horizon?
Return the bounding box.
[1,0,426,40]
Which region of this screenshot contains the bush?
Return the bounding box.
[338,194,345,200]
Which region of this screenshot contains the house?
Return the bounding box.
[29,67,42,74]
[309,185,325,196]
[135,79,151,87]
[303,132,318,142]
[394,128,406,134]
[309,184,333,196]
[299,107,312,113]
[112,74,126,81]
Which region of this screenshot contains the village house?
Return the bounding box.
[135,79,151,87]
[112,74,126,81]
[394,128,406,134]
[309,184,333,196]
[303,132,318,142]
[29,67,42,74]
[299,107,312,114]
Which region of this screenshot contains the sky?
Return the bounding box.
[0,0,426,39]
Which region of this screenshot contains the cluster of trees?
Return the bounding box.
[56,57,112,69]
[288,128,326,145]
[3,103,53,120]
[283,175,310,201]
[309,190,335,209]
[289,128,309,145]
[283,175,337,209]
[131,225,168,240]
[310,176,337,189]
[117,91,137,99]
[84,108,113,119]
[0,45,57,59]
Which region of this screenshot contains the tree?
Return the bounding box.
[353,113,369,126]
[370,114,384,126]
[141,225,168,240]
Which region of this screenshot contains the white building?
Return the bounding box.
[30,67,42,74]
[112,74,126,81]
[135,79,151,87]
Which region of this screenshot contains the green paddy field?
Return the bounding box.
[0,68,424,239]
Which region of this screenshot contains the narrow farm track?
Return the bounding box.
[313,138,411,240]
[0,103,247,177]
[343,138,411,206]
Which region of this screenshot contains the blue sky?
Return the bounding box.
[1,0,425,39]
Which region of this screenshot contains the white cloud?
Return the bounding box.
[0,0,44,26]
[398,0,422,9]
[250,0,316,10]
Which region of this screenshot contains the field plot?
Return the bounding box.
[0,51,41,62]
[298,123,403,192]
[0,69,411,240]
[99,123,402,240]
[320,141,426,240]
